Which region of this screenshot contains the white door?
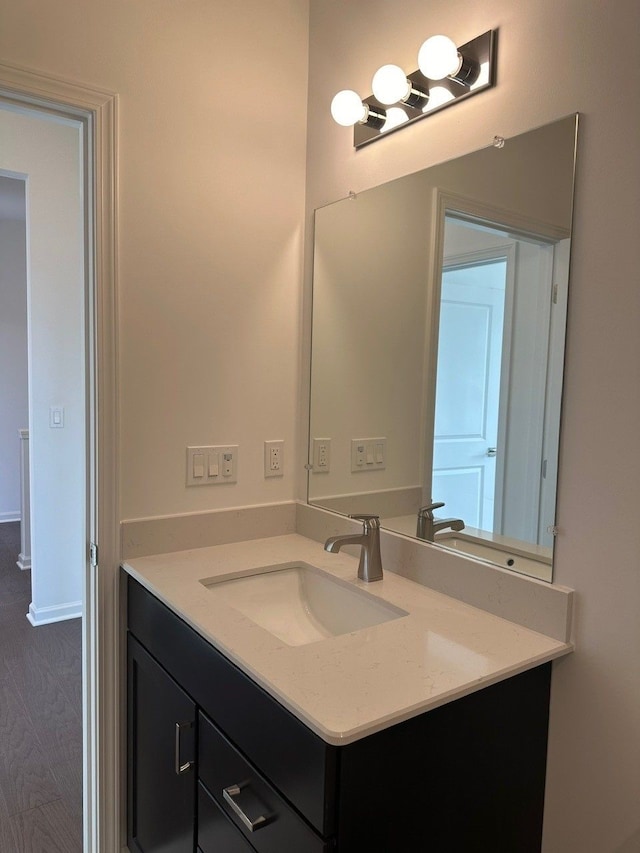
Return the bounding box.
[431,257,508,529]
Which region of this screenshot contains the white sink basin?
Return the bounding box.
[200,562,407,646]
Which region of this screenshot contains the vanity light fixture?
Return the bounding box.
[331,29,496,148]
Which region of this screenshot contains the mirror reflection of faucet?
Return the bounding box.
[417,502,465,541]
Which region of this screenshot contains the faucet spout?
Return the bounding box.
[417,501,465,541]
[324,533,367,553]
[324,514,383,582]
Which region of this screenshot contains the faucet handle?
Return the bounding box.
[349,513,380,530]
[418,502,445,518]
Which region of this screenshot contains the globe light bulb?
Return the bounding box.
[330,90,367,127]
[371,64,410,105]
[417,35,462,81]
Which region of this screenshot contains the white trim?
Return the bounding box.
[0,61,119,853]
[27,599,82,626]
[17,553,31,571]
[424,188,570,509]
[0,512,20,523]
[433,189,571,244]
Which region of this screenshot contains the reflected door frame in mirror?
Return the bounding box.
[424,191,571,560]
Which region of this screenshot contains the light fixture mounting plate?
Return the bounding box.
[354,30,496,149]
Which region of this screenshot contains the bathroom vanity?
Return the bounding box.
[124,534,571,853]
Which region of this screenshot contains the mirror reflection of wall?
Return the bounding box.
[309,115,578,583]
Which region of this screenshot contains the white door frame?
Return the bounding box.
[0,61,119,852]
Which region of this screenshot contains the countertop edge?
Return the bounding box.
[122,554,572,746]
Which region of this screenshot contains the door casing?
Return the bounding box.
[0,60,120,852]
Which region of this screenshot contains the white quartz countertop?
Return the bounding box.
[123,533,572,745]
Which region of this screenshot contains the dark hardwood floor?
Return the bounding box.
[0,522,82,851]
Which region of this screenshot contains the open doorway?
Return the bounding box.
[0,104,86,849]
[0,63,119,851]
[0,175,28,536]
[1,108,86,627]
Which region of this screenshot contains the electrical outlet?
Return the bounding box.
[312,438,331,473]
[264,440,284,478]
[187,445,238,485]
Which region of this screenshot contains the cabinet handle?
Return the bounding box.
[223,784,268,832]
[174,721,193,775]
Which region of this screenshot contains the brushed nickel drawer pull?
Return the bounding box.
[174,721,193,775]
[223,783,268,832]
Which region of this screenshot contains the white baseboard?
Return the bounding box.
[27,600,82,626]
[0,512,20,523]
[16,553,31,570]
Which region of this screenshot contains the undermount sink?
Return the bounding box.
[200,562,407,647]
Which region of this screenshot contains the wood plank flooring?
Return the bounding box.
[0,522,82,851]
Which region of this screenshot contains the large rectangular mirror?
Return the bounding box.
[308,115,578,582]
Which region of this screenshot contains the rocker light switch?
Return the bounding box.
[49,406,64,428]
[193,454,205,478]
[187,446,238,485]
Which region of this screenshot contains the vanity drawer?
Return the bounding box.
[198,783,256,853]
[127,574,337,836]
[199,711,329,853]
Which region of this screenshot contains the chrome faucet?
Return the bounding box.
[417,501,465,541]
[324,514,383,582]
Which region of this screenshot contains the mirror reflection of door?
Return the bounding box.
[432,214,559,547]
[432,252,510,531]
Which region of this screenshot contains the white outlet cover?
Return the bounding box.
[264,440,284,478]
[312,438,331,473]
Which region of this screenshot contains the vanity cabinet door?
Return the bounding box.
[128,635,196,853]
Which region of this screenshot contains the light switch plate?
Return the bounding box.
[351,437,386,473]
[49,406,64,428]
[187,445,238,485]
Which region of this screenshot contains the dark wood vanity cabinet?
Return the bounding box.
[127,635,196,853]
[126,572,552,853]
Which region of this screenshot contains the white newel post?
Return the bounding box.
[17,428,31,570]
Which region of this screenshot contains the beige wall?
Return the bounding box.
[0,0,309,520]
[306,1,640,851]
